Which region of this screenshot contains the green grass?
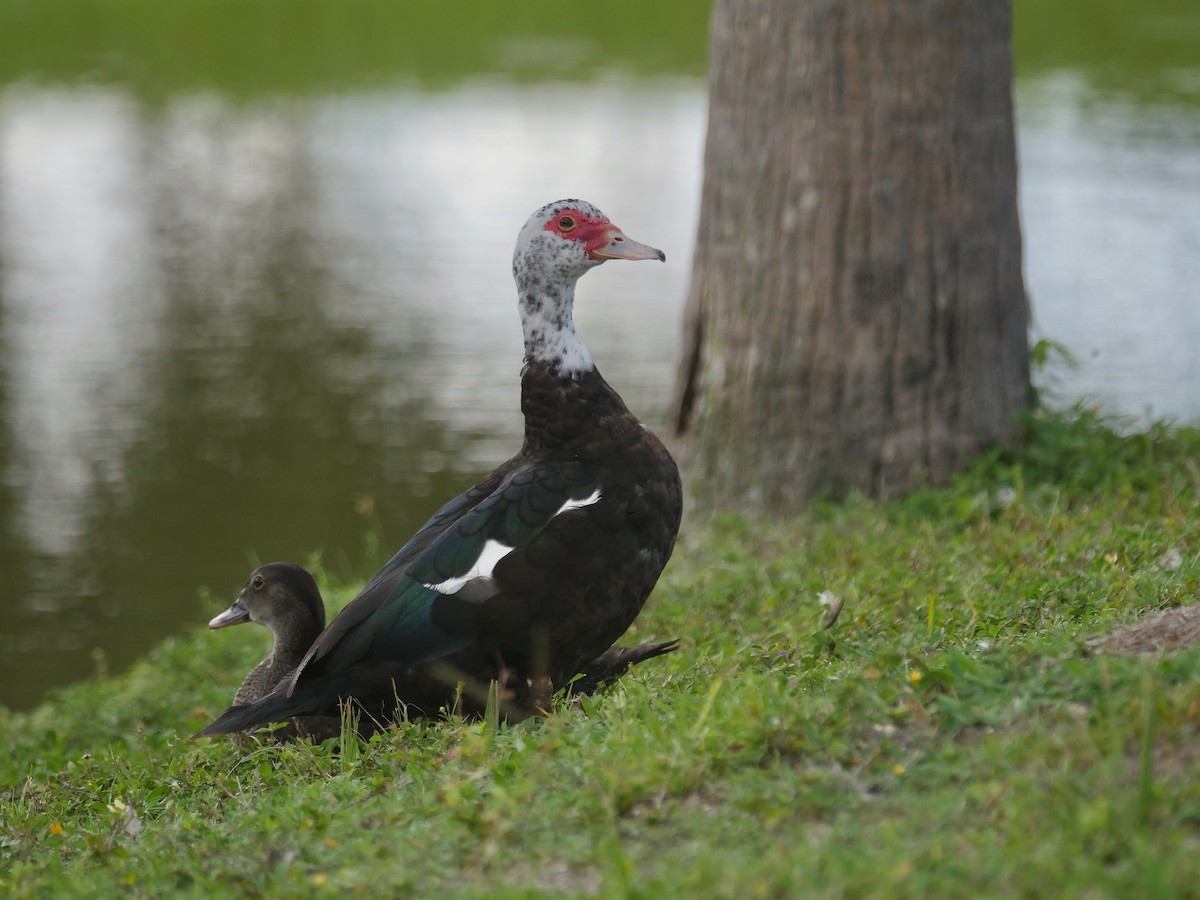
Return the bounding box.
[3,408,1200,897]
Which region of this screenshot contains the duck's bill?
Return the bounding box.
[588,230,666,263]
[208,600,250,629]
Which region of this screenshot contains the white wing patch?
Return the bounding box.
[425,538,514,595]
[423,489,600,595]
[552,488,602,519]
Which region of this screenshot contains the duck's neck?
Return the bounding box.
[518,278,594,377]
[520,358,633,454]
[235,649,290,706]
[271,625,316,671]
[232,628,316,705]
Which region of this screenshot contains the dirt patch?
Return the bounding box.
[1087,604,1200,655]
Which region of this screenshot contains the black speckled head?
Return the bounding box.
[512,200,664,376]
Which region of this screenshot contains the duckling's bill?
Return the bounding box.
[209,599,250,629]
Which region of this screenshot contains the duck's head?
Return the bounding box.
[513,200,664,374]
[209,562,326,638]
[513,199,664,285]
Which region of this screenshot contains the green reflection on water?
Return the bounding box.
[0,114,480,708]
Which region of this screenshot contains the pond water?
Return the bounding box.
[1,10,1197,710]
[1020,77,1200,417]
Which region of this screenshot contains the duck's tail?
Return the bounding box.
[194,688,313,738]
[567,638,680,697]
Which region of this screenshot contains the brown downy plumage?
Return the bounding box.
[208,562,325,706]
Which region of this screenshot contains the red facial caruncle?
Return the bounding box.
[543,207,667,263]
[543,207,617,259]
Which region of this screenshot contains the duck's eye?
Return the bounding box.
[557,215,577,232]
[252,575,264,590]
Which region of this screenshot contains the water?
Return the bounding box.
[1,40,1198,711]
[0,80,704,708]
[1020,76,1200,419]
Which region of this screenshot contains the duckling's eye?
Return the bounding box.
[557,215,576,232]
[252,574,264,590]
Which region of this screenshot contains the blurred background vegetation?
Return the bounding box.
[0,0,1195,103]
[0,0,709,96]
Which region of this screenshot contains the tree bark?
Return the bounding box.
[673,0,1030,514]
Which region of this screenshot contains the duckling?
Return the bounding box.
[207,562,677,734]
[209,562,325,706]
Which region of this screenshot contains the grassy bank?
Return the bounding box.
[3,409,1199,897]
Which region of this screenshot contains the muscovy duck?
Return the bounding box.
[198,200,683,736]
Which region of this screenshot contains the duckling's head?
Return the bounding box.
[209,562,326,640]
